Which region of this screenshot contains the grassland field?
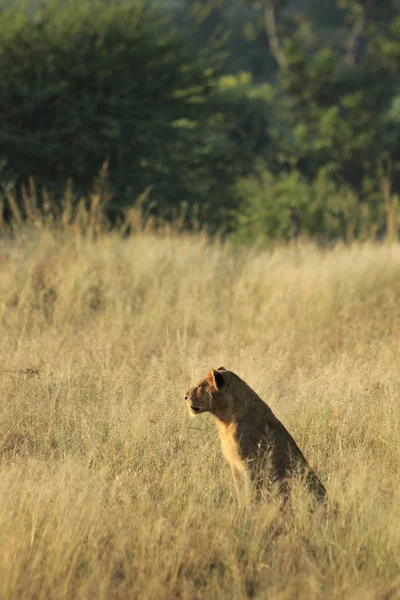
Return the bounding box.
[1,227,400,599]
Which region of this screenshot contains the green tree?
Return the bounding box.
[0,0,226,221]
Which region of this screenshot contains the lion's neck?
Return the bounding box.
[212,387,271,426]
[213,389,268,427]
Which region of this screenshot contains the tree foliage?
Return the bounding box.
[2,0,400,240]
[0,0,231,222]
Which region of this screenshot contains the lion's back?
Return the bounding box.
[226,379,326,499]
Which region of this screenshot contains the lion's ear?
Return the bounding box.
[217,366,226,372]
[212,369,225,389]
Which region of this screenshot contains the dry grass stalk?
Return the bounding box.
[0,228,400,598]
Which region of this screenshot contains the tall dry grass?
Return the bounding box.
[1,226,400,599]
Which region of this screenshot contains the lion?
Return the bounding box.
[185,367,326,505]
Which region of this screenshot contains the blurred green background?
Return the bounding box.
[2,0,400,242]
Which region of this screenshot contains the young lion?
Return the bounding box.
[185,367,326,504]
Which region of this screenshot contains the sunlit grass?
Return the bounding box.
[1,228,400,599]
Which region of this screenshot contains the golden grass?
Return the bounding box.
[1,228,400,599]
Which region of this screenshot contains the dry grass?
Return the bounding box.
[1,228,400,599]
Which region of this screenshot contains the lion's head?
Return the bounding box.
[185,367,231,416]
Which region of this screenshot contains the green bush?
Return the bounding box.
[0,0,223,219]
[232,165,367,244]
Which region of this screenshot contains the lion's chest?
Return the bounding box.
[217,423,242,469]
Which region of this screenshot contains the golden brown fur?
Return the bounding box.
[185,367,326,504]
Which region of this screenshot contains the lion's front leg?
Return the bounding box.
[230,463,251,508]
[247,449,275,503]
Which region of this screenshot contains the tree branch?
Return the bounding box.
[263,0,286,70]
[342,9,365,67]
